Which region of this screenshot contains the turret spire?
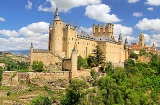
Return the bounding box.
[31,42,33,47]
[72,44,77,53]
[125,37,128,45]
[118,33,122,40]
[54,7,60,20]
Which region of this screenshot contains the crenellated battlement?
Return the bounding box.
[92,23,114,38]
[33,49,49,53]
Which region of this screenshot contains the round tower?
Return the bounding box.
[50,7,64,52]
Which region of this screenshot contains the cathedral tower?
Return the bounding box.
[49,8,64,52]
[138,32,144,48]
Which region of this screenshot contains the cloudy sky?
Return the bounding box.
[0,0,160,51]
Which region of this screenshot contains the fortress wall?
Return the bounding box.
[27,71,70,79]
[30,52,65,66]
[62,59,72,70]
[1,71,70,86]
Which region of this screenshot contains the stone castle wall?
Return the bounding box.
[1,71,70,87]
[30,51,65,67]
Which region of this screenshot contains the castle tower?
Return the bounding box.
[124,38,129,60]
[108,23,114,38]
[138,32,144,48]
[49,7,64,52]
[71,45,78,78]
[118,33,123,45]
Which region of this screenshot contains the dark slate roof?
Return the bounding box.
[77,31,117,43]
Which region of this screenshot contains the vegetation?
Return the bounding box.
[32,60,44,72]
[0,54,29,71]
[87,46,105,68]
[77,55,88,70]
[60,79,88,105]
[31,96,52,105]
[129,51,138,59]
[60,53,160,105]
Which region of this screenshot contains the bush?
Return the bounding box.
[77,56,88,70]
[31,96,52,105]
[7,91,12,96]
[32,61,44,72]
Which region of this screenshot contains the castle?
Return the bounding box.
[30,7,129,72]
[30,8,159,73]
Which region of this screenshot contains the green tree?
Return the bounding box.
[87,54,96,67]
[31,96,52,105]
[32,61,44,72]
[90,69,97,80]
[139,49,147,56]
[60,79,88,105]
[129,51,138,59]
[92,46,105,66]
[77,55,88,70]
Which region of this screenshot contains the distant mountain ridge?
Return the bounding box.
[1,47,160,55]
[1,50,30,55]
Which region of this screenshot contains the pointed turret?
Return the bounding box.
[54,7,60,20]
[30,42,33,48]
[74,21,77,30]
[118,33,123,45]
[72,44,77,53]
[67,19,70,25]
[124,38,128,45]
[118,33,122,41]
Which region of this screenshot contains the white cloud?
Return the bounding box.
[19,21,49,37]
[132,12,143,17]
[145,0,160,6]
[0,17,5,22]
[136,18,160,32]
[0,30,19,37]
[79,26,92,34]
[85,4,121,23]
[25,0,32,10]
[124,36,137,44]
[147,7,154,11]
[143,34,151,42]
[128,0,139,3]
[0,22,49,51]
[114,24,133,37]
[38,0,101,12]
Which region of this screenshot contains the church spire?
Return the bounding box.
[54,7,60,20]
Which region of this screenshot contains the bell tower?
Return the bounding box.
[138,32,144,48]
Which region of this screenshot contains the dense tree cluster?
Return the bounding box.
[0,55,29,71]
[61,53,160,105]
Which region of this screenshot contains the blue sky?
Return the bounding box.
[0,0,160,51]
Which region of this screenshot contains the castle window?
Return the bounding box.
[72,38,73,40]
[78,42,79,44]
